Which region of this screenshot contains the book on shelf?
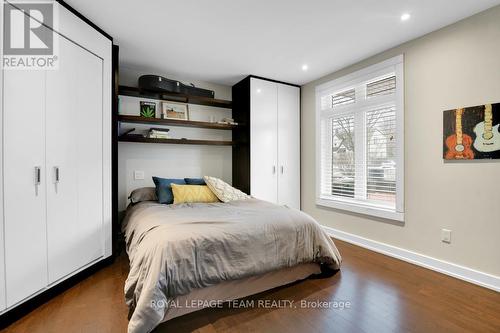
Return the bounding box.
[119,127,171,139]
[147,127,171,139]
[148,134,171,139]
[149,127,170,133]
[217,117,238,125]
[149,130,170,135]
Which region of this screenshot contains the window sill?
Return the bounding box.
[316,198,404,222]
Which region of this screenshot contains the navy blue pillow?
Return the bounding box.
[184,178,206,185]
[152,177,186,204]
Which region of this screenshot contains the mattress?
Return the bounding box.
[163,262,321,321]
[122,199,341,333]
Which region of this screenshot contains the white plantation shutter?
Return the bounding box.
[366,105,396,206]
[316,56,404,221]
[330,116,355,198]
[320,88,356,109]
[366,76,396,98]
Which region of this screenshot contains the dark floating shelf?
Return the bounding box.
[119,86,233,109]
[118,135,235,146]
[118,115,237,130]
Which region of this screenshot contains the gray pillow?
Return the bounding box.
[129,187,158,204]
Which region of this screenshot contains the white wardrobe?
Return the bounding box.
[0,3,112,312]
[233,77,300,209]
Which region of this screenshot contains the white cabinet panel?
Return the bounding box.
[250,78,278,203]
[277,84,300,209]
[248,78,300,206]
[46,37,103,283]
[3,70,48,307]
[0,2,111,312]
[46,36,79,283]
[74,40,104,270]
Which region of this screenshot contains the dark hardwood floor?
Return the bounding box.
[2,239,499,333]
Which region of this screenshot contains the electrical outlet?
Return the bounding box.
[441,229,452,244]
[134,170,145,180]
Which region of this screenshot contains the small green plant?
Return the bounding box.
[140,105,155,118]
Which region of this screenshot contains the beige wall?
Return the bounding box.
[301,6,500,277]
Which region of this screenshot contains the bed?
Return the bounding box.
[122,198,342,333]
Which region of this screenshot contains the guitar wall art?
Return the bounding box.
[443,103,500,160]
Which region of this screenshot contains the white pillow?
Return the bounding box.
[203,176,250,203]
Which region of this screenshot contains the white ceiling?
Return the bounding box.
[65,0,500,86]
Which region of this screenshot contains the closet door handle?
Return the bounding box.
[35,166,41,185]
[54,166,60,183]
[34,166,41,195]
[272,166,276,174]
[280,166,284,174]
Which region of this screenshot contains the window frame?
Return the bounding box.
[315,55,405,222]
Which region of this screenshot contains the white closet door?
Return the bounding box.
[46,36,103,283]
[250,78,278,203]
[277,84,300,209]
[74,40,104,270]
[3,70,48,307]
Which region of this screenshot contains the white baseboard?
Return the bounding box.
[323,226,500,293]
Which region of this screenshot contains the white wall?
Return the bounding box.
[301,7,500,277]
[118,66,232,210]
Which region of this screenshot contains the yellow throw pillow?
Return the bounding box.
[171,184,219,204]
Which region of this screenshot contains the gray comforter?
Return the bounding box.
[123,199,342,333]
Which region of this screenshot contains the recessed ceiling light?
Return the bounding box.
[256,88,262,93]
[302,64,308,71]
[401,13,411,21]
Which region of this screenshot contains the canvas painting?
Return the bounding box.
[443,103,500,160]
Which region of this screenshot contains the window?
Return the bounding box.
[316,55,404,221]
